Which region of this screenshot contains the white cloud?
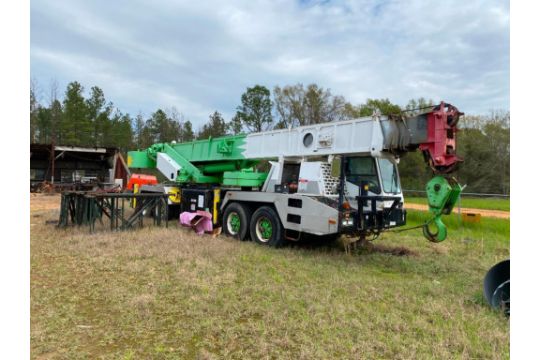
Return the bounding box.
[31,0,509,126]
[31,47,210,121]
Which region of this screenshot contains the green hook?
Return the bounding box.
[422,176,462,243]
[423,216,447,242]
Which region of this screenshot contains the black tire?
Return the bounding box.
[223,202,250,240]
[250,206,285,247]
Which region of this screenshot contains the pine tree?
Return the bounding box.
[115,113,134,153]
[147,109,181,143]
[134,113,145,149]
[86,86,107,146]
[182,120,194,142]
[198,111,227,139]
[62,82,89,145]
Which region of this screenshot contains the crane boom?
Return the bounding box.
[128,102,461,184]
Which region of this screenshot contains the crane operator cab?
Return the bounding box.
[341,156,406,236]
[343,156,402,198]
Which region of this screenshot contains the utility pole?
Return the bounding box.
[49,79,59,185]
[50,139,55,184]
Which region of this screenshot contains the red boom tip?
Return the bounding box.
[418,102,463,174]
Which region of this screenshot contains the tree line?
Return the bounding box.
[30,80,510,194]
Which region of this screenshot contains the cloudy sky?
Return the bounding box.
[31,0,509,128]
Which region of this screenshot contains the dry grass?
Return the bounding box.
[30,193,62,212]
[31,194,509,359]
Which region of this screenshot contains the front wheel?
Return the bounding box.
[250,206,285,247]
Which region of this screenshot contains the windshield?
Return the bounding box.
[345,157,380,194]
[379,158,401,194]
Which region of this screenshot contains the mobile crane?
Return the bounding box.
[127,102,463,247]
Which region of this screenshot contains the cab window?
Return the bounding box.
[345,157,381,194]
[379,158,401,194]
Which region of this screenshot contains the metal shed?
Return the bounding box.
[30,143,130,192]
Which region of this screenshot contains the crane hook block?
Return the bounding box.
[423,176,463,242]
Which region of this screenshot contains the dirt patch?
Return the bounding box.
[405,203,510,219]
[365,244,418,257]
[30,193,61,212]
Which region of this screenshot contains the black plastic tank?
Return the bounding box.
[483,259,510,316]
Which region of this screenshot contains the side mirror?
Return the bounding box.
[369,183,381,194]
[361,180,381,195]
[331,157,341,178]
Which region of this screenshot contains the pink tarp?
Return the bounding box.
[179,210,214,235]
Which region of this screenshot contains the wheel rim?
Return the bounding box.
[227,212,241,235]
[256,216,273,242]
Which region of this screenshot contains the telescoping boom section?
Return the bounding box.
[127,102,463,245]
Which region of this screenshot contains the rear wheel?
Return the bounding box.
[223,203,250,240]
[250,206,285,247]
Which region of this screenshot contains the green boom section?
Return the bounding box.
[127,134,268,186]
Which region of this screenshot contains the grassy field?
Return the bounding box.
[405,196,510,212]
[31,195,509,359]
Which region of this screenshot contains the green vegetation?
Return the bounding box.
[231,85,273,134]
[31,197,509,359]
[406,196,510,212]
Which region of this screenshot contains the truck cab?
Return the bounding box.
[343,156,406,235]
